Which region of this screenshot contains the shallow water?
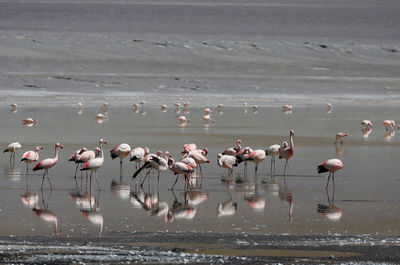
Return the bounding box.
[1,104,399,238]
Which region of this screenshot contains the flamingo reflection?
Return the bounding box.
[244,175,265,212]
[166,190,196,222]
[21,174,38,208]
[217,179,237,217]
[317,189,342,221]
[362,127,372,138]
[278,179,294,223]
[32,189,60,235]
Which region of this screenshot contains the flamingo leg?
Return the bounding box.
[120,159,123,179]
[26,163,29,174]
[95,170,101,191]
[74,164,79,179]
[140,169,151,187]
[332,172,336,191]
[89,171,93,191]
[171,175,179,190]
[47,171,53,191]
[40,170,46,190]
[255,163,258,176]
[325,172,331,190]
[283,160,288,177]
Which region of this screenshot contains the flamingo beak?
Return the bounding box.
[103,140,107,144]
[60,145,63,149]
[39,146,43,150]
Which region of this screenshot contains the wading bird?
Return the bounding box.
[33,143,63,190]
[317,158,343,190]
[21,146,43,174]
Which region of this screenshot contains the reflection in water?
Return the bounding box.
[111,180,131,200]
[335,144,346,157]
[244,177,265,212]
[4,165,22,179]
[166,190,196,222]
[186,190,209,206]
[32,189,60,235]
[317,190,342,221]
[278,179,294,223]
[362,127,372,138]
[21,175,38,208]
[217,180,237,217]
[383,129,395,141]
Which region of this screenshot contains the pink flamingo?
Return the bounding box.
[222,139,242,156]
[132,151,170,186]
[335,132,348,145]
[279,130,294,176]
[68,147,88,178]
[361,120,372,128]
[317,158,343,190]
[21,146,43,174]
[80,139,107,190]
[110,143,131,177]
[168,157,195,190]
[217,153,237,177]
[130,147,150,170]
[33,143,63,190]
[245,148,267,176]
[3,142,22,165]
[266,144,281,176]
[182,148,210,177]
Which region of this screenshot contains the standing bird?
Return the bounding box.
[317,158,343,190]
[110,143,131,178]
[217,153,237,177]
[279,130,294,176]
[361,120,372,128]
[222,139,242,156]
[21,146,43,174]
[335,132,348,145]
[245,148,267,176]
[169,157,195,190]
[80,139,107,190]
[4,142,22,165]
[132,151,170,186]
[33,143,63,190]
[381,120,395,131]
[265,144,281,177]
[182,148,210,177]
[68,148,88,178]
[130,147,150,170]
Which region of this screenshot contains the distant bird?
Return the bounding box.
[22,118,38,126]
[4,142,22,165]
[335,132,348,145]
[361,120,372,128]
[382,120,395,131]
[95,113,106,122]
[21,146,43,174]
[160,104,168,112]
[245,148,267,175]
[266,144,281,176]
[130,147,150,170]
[279,130,294,176]
[80,139,107,190]
[178,115,190,123]
[10,103,18,110]
[317,158,343,189]
[168,157,195,190]
[33,143,63,190]
[204,108,212,115]
[252,105,259,113]
[110,143,131,177]
[217,153,237,177]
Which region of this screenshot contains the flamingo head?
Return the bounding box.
[56,143,63,149]
[290,130,294,136]
[156,150,163,157]
[237,139,242,147]
[281,141,288,149]
[144,147,150,155]
[99,139,107,144]
[94,147,101,156]
[217,153,223,160]
[35,146,44,152]
[202,148,209,155]
[165,151,172,158]
[168,157,174,166]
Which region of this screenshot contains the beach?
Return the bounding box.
[1,0,400,263]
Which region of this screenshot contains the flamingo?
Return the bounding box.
[222,139,242,156]
[132,151,170,186]
[110,143,131,177]
[361,120,372,128]
[4,142,22,165]
[266,144,281,176]
[168,157,195,190]
[178,115,190,123]
[335,132,348,145]
[183,143,197,152]
[245,148,267,176]
[80,139,107,190]
[33,143,63,190]
[235,146,252,176]
[217,153,237,177]
[382,120,395,131]
[22,118,38,126]
[204,107,213,115]
[10,103,18,112]
[68,147,88,178]
[133,103,139,112]
[279,130,294,176]
[182,148,210,177]
[130,147,150,170]
[21,146,43,174]
[160,104,168,112]
[317,158,343,190]
[282,105,292,112]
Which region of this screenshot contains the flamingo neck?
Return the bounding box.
[290,134,294,151]
[99,142,104,159]
[54,146,59,161]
